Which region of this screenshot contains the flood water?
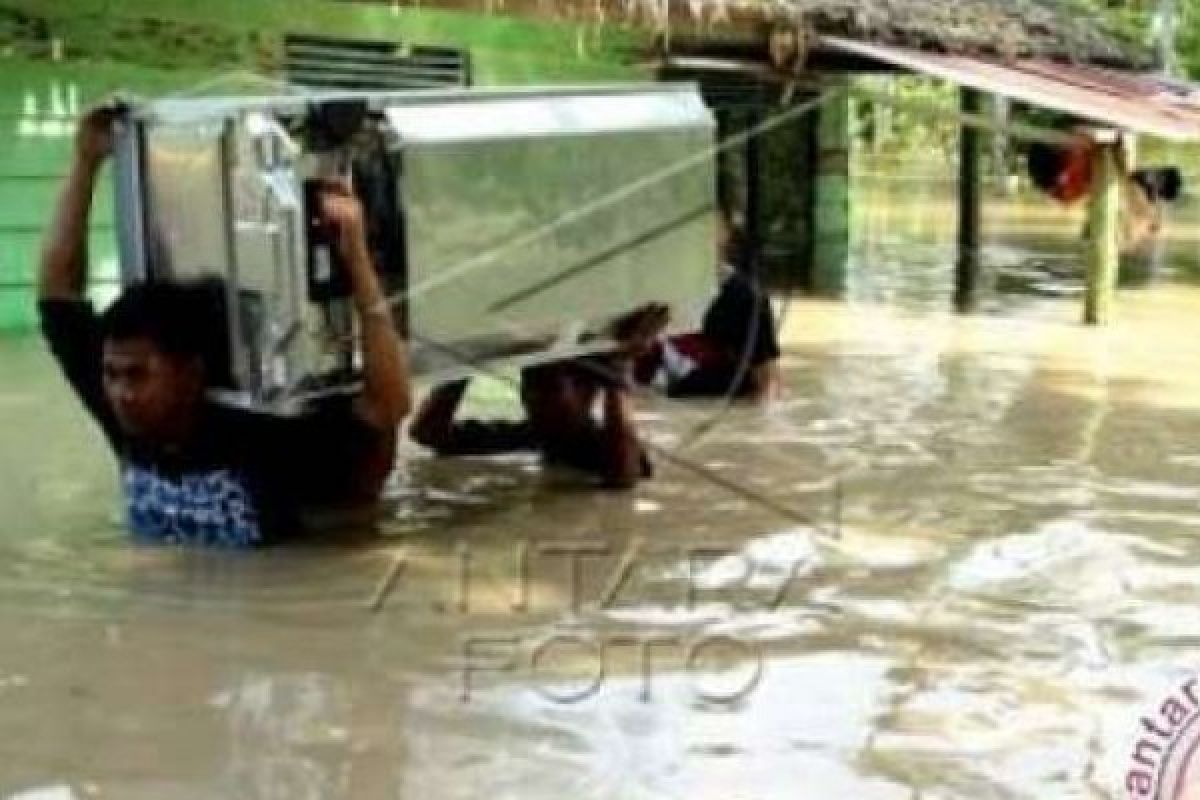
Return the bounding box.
[3,176,1200,799]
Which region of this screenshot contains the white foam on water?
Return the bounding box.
[7,787,77,800]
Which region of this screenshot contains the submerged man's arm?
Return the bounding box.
[39,106,115,301]
[409,380,470,452]
[319,182,412,433]
[597,304,670,489]
[598,382,645,490]
[410,380,539,457]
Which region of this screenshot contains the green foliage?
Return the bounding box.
[1061,0,1154,46]
[1060,0,1200,77]
[853,77,960,158]
[1175,0,1200,76]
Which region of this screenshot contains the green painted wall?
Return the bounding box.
[0,0,644,83]
[0,0,646,332]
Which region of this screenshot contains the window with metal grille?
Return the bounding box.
[283,33,472,90]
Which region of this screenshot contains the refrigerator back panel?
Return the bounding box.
[388,90,716,374]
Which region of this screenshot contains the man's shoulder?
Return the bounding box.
[38,295,98,338]
[38,295,95,314]
[707,273,769,330]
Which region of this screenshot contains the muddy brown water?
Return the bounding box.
[2,182,1200,799]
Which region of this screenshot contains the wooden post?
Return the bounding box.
[992,95,1015,196]
[801,106,819,288]
[744,107,764,271]
[955,89,983,313]
[812,82,851,295]
[1084,141,1120,325]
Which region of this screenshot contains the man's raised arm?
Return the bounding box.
[39,106,116,301]
[319,182,412,432]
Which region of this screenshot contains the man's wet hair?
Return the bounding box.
[1133,166,1184,204]
[100,280,233,386]
[1159,167,1184,202]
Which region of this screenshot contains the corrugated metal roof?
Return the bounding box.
[822,36,1200,141]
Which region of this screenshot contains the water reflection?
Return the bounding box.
[3,183,1200,797]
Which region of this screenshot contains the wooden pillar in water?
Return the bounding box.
[955,89,983,312]
[1084,140,1120,325]
[812,82,851,295]
[744,106,764,271]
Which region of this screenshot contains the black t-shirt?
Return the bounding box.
[705,270,781,363]
[669,271,781,398]
[40,299,386,547]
